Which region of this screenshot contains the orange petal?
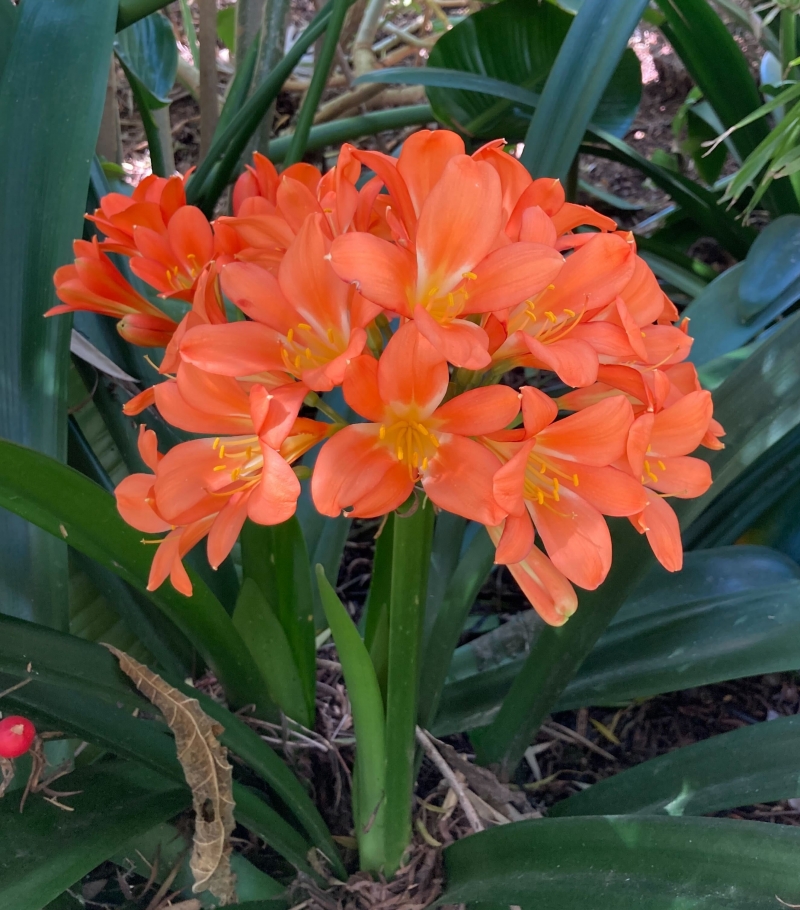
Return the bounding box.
[518,207,558,246]
[397,129,465,215]
[351,147,418,239]
[330,233,415,315]
[413,306,491,371]
[524,336,599,388]
[220,261,294,332]
[154,379,252,435]
[532,487,612,590]
[493,511,535,564]
[180,322,286,376]
[492,439,535,516]
[115,474,170,533]
[276,176,323,233]
[279,214,350,334]
[136,425,161,472]
[415,156,502,296]
[344,460,418,518]
[473,140,532,221]
[302,326,368,392]
[247,445,301,525]
[433,385,520,436]
[636,491,683,572]
[537,396,633,466]
[207,492,251,568]
[519,386,558,436]
[506,178,566,238]
[343,354,385,422]
[167,205,214,272]
[377,321,449,415]
[647,455,712,499]
[640,324,693,366]
[550,203,617,235]
[463,243,563,314]
[311,424,411,517]
[423,435,506,526]
[251,382,309,449]
[123,386,156,416]
[619,256,664,327]
[571,322,635,358]
[626,412,654,479]
[650,390,713,457]
[556,462,647,516]
[176,362,251,420]
[487,526,577,626]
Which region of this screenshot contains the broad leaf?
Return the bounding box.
[552,714,800,818]
[738,215,800,319]
[425,0,641,143]
[114,10,177,107]
[0,762,189,910]
[441,815,800,909]
[0,0,117,630]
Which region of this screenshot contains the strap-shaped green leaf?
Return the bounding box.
[0,0,117,630]
[441,815,800,909]
[0,438,273,714]
[552,714,800,818]
[0,762,189,910]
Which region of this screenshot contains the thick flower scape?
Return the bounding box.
[52,131,723,625]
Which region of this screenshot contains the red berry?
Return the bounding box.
[0,716,36,758]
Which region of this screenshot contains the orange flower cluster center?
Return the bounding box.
[211,435,261,488]
[380,413,441,478]
[522,451,580,510]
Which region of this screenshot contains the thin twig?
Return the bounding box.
[198,0,219,161]
[415,726,484,833]
[540,722,616,762]
[0,678,32,700]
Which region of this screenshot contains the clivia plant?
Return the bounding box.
[3,0,800,908]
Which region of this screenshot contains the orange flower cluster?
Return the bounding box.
[51,131,723,624]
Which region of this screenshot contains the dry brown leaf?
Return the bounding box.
[105,646,237,905]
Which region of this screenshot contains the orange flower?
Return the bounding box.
[88,172,190,257]
[329,145,564,369]
[558,364,722,571]
[312,322,520,523]
[116,386,328,595]
[49,237,178,346]
[180,215,378,392]
[488,387,645,597]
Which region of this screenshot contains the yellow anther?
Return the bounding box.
[287,328,294,342]
[327,327,335,342]
[218,445,225,459]
[417,423,429,436]
[553,477,560,494]
[246,447,253,461]
[427,286,439,298]
[641,331,646,338]
[305,347,312,359]
[397,447,404,460]
[422,456,428,471]
[231,468,241,481]
[413,452,419,468]
[573,474,579,486]
[547,284,556,290]
[564,308,576,317]
[447,292,456,309]
[658,460,666,471]
[545,311,557,323]
[463,271,478,280]
[294,355,302,369]
[212,437,220,450]
[540,462,547,473]
[430,433,440,448]
[537,490,544,505]
[213,464,227,472]
[379,425,386,440]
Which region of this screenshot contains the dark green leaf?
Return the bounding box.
[556,579,800,711]
[520,0,648,179]
[0,0,117,630]
[117,0,174,31]
[676,308,800,534]
[384,500,435,874]
[241,519,316,723]
[0,438,275,714]
[114,11,177,107]
[434,546,800,735]
[738,215,800,319]
[0,0,17,82]
[423,512,468,648]
[422,0,640,146]
[0,762,189,910]
[419,526,494,730]
[683,104,728,185]
[233,578,310,726]
[679,263,800,367]
[316,566,386,872]
[552,714,800,818]
[441,815,800,909]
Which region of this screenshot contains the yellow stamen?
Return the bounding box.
[658,460,666,471]
[212,437,220,450]
[545,311,557,323]
[573,474,579,486]
[564,308,576,317]
[463,271,478,280]
[287,328,294,342]
[298,323,311,330]
[213,464,227,472]
[422,456,428,471]
[379,425,386,440]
